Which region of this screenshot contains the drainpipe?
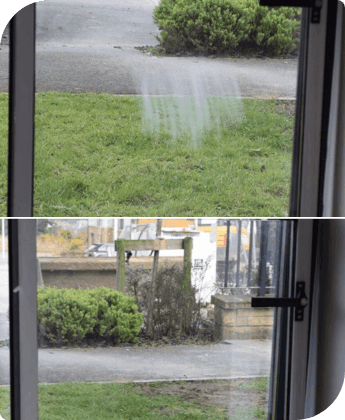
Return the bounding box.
[236,220,242,287]
[247,220,254,288]
[114,218,118,241]
[194,219,198,230]
[156,219,162,237]
[224,220,230,289]
[135,224,149,256]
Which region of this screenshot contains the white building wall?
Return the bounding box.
[159,219,217,303]
[190,222,217,303]
[101,219,114,228]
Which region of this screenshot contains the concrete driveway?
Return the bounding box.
[0,0,298,98]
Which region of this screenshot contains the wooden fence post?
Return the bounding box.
[183,237,193,293]
[115,239,126,292]
[147,221,163,337]
[182,237,193,332]
[37,258,44,288]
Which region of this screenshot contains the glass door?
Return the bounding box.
[2,218,319,420]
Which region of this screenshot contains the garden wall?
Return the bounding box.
[39,257,183,291]
[211,294,274,340]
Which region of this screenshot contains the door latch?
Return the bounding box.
[251,281,308,321]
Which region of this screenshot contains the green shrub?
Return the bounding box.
[37,286,144,346]
[84,287,144,343]
[70,238,83,249]
[37,287,97,345]
[154,0,253,54]
[60,229,72,239]
[245,0,301,54]
[153,0,301,55]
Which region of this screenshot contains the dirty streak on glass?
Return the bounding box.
[29,0,300,216]
[33,218,284,418]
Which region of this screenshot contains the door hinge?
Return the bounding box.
[251,281,308,321]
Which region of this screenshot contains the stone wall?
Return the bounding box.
[211,294,274,340]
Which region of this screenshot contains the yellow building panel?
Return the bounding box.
[217,226,250,249]
[164,219,195,228]
[138,219,157,225]
[197,226,212,232]
[138,219,195,229]
[137,220,250,250]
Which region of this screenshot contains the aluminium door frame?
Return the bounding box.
[284,0,345,420]
[289,0,339,216]
[8,219,39,420]
[7,3,36,217]
[6,7,42,419]
[3,1,342,418]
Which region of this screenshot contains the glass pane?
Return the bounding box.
[0,219,9,418]
[32,218,286,419]
[29,1,301,216]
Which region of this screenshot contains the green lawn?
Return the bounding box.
[0,378,269,419]
[0,93,293,216]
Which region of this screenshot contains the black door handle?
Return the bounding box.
[251,281,308,321]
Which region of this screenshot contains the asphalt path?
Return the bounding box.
[0,0,298,98]
[0,339,272,386]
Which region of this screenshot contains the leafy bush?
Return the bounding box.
[153,0,301,55]
[246,0,301,54]
[70,238,83,249]
[44,226,58,235]
[126,264,203,339]
[154,0,253,54]
[37,286,143,346]
[60,230,72,239]
[37,287,97,345]
[84,287,144,343]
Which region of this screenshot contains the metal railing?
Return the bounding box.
[217,220,283,296]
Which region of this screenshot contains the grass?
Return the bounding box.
[0,92,294,216]
[0,378,270,420]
